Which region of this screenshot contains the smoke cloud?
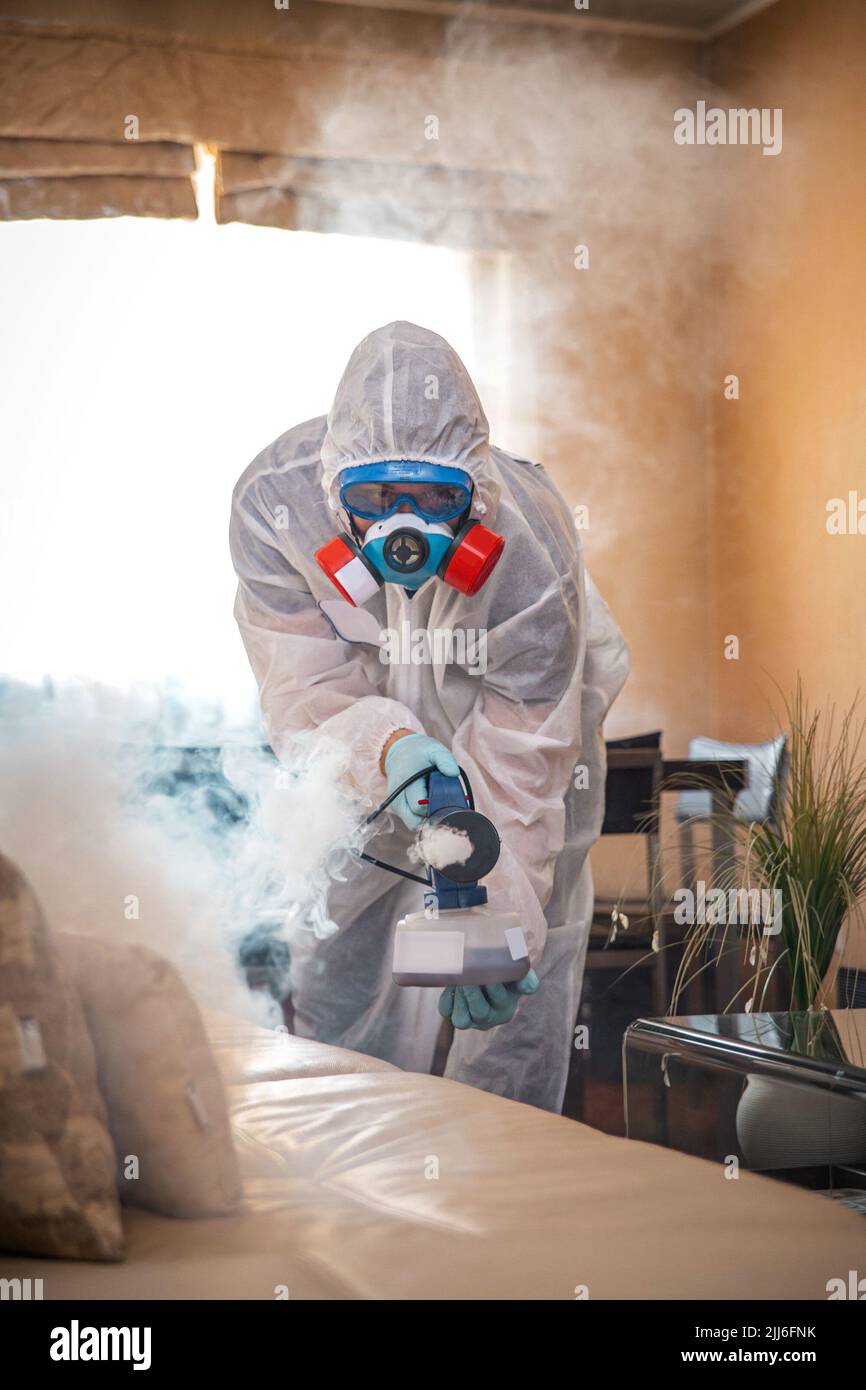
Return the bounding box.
[409,822,474,872]
[0,680,367,1025]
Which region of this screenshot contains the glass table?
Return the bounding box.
[624,1010,866,1210]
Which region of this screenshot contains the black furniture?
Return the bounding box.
[566,739,748,1129]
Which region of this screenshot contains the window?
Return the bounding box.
[0,214,491,718]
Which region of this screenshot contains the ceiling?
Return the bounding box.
[479,0,755,27]
[322,0,782,40]
[0,0,783,42]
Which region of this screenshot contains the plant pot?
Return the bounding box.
[735,1073,866,1170]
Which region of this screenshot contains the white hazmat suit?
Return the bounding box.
[230,322,628,1112]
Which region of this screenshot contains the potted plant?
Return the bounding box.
[667,683,866,1170]
[671,682,866,1015]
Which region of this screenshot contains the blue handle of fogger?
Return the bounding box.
[424,770,488,910]
[425,770,469,818]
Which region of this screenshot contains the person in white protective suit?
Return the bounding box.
[230,321,629,1113]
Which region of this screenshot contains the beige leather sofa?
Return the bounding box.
[3,1009,863,1300]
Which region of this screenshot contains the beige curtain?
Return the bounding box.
[215,151,545,249]
[0,136,196,220]
[0,16,549,242]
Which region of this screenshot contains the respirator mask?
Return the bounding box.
[315,461,504,606]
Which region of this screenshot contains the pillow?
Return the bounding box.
[676,734,788,825]
[57,933,242,1218]
[0,854,124,1261]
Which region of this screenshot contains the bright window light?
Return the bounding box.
[0,206,485,721]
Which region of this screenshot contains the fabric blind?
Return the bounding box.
[0,17,548,238]
[216,151,546,249]
[0,136,196,220]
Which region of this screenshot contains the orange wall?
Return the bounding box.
[708,0,866,741]
[519,0,866,759]
[502,37,716,758]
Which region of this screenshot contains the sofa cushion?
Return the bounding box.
[3,1059,864,1299]
[222,1071,866,1300]
[203,1008,401,1086]
[0,854,124,1261]
[58,934,241,1219]
[0,1204,345,1300]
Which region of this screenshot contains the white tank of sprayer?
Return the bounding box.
[392,904,529,987]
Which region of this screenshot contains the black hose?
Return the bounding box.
[363,764,475,825]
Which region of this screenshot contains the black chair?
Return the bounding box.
[588,733,669,1014]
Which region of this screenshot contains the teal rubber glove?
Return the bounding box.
[384,732,459,830]
[438,970,541,1031]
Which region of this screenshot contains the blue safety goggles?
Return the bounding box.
[338,462,473,523]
